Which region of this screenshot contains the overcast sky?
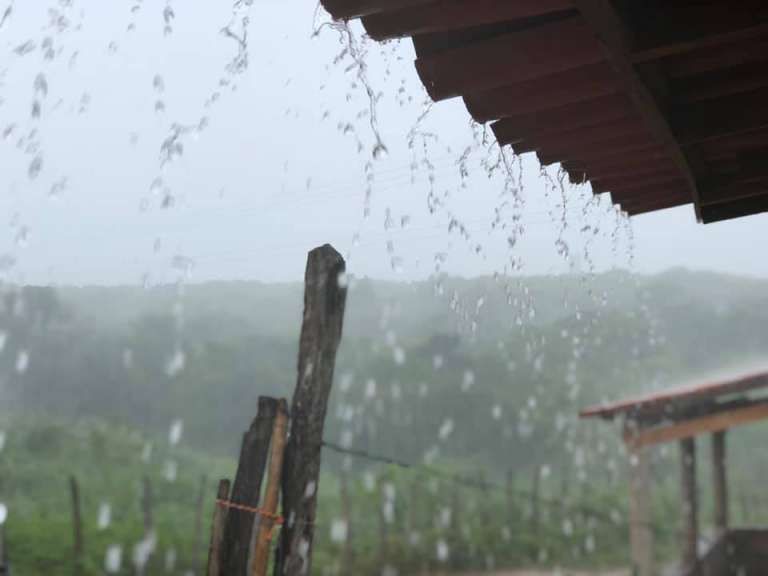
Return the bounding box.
[1,0,766,287]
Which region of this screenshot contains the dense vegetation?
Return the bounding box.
[1,268,768,574]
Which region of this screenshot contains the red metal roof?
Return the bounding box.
[320,0,768,223]
[580,369,768,421]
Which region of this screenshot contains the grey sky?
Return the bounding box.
[1,0,766,286]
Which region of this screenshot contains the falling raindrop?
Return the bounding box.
[168,419,183,446]
[28,155,43,179]
[436,539,449,562]
[0,430,5,453]
[15,349,29,373]
[392,346,405,365]
[105,545,122,573]
[98,502,112,530]
[165,348,185,377]
[0,503,6,525]
[438,418,454,441]
[163,460,177,482]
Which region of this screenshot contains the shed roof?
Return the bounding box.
[580,369,768,422]
[320,0,768,223]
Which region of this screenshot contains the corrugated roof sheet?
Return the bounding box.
[580,369,768,421]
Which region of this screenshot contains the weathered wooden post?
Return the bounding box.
[274,245,348,576]
[252,399,289,576]
[339,469,354,576]
[194,474,208,575]
[69,475,84,576]
[220,397,278,576]
[680,437,698,572]
[207,479,231,576]
[711,431,728,537]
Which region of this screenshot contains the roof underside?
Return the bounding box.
[321,0,768,223]
[580,370,768,423]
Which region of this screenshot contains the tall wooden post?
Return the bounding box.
[69,476,84,576]
[680,437,698,572]
[711,431,728,537]
[274,245,348,576]
[221,397,278,576]
[628,446,654,576]
[206,479,231,576]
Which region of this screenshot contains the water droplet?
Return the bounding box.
[438,419,454,441]
[28,155,43,179]
[98,503,112,530]
[15,349,29,373]
[165,348,185,377]
[304,481,317,499]
[168,419,183,446]
[393,347,405,365]
[163,460,177,482]
[0,430,5,453]
[105,545,122,573]
[436,539,449,562]
[461,370,475,392]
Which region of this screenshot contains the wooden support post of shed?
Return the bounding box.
[627,446,654,576]
[712,431,728,536]
[680,437,699,572]
[274,245,348,576]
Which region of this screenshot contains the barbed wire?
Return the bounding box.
[321,439,683,539]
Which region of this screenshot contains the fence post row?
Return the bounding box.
[205,245,348,576]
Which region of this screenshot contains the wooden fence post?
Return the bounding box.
[339,469,354,576]
[220,397,278,576]
[274,245,347,576]
[206,479,231,576]
[69,476,84,576]
[194,474,208,575]
[252,399,289,576]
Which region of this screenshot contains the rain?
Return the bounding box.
[0,2,767,576]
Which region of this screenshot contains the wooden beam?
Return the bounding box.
[464,62,618,122]
[712,431,728,537]
[680,438,698,573]
[362,0,573,41]
[630,9,768,64]
[415,17,604,101]
[675,87,768,146]
[626,402,768,449]
[571,0,702,220]
[701,193,768,224]
[321,0,431,20]
[491,93,633,146]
